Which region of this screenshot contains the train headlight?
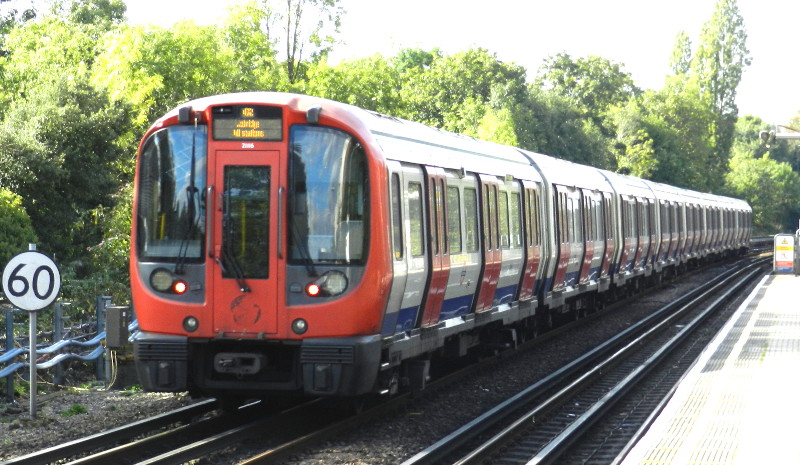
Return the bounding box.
[321,271,348,295]
[292,318,308,335]
[305,271,348,297]
[150,269,174,292]
[183,316,199,333]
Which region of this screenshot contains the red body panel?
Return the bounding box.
[579,241,593,284]
[553,241,570,291]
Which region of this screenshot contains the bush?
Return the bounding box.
[0,188,38,265]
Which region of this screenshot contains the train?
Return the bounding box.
[131,92,752,399]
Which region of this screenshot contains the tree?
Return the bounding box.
[669,31,692,76]
[0,75,130,260]
[689,0,751,192]
[397,48,527,132]
[536,53,640,134]
[222,0,282,90]
[67,0,125,28]
[302,55,404,114]
[92,22,251,132]
[726,153,800,233]
[524,87,612,168]
[725,115,800,233]
[277,0,343,83]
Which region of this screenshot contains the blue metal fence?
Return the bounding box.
[0,298,136,402]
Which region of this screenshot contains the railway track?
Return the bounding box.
[3,396,348,465]
[398,257,768,465]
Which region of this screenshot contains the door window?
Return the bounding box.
[222,166,270,279]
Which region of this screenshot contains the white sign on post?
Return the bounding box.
[2,250,61,312]
[2,248,61,419]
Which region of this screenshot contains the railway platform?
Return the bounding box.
[620,272,800,464]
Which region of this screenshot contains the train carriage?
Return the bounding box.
[131,92,752,399]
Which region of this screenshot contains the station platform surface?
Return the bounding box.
[620,273,800,464]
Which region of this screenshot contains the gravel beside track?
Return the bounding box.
[0,266,726,464]
[0,389,196,461]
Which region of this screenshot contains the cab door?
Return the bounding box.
[211,150,280,336]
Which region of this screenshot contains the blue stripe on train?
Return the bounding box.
[439,294,474,321]
[381,305,419,336]
[493,284,518,306]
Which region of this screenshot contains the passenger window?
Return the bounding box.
[447,186,462,254]
[431,182,439,255]
[525,190,533,246]
[391,174,403,260]
[439,179,447,254]
[499,191,510,248]
[510,192,521,248]
[464,188,479,252]
[532,190,542,247]
[408,182,424,256]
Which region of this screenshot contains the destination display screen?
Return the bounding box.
[212,105,282,141]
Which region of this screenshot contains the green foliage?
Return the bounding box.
[301,55,404,113]
[726,153,800,233]
[61,403,89,417]
[725,116,800,234]
[222,0,281,90]
[0,189,37,265]
[278,0,344,83]
[683,0,750,192]
[93,22,249,132]
[0,74,130,260]
[66,0,126,28]
[536,53,640,136]
[397,48,527,131]
[524,87,612,168]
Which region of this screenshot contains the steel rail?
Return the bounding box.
[400,258,767,465]
[3,398,218,465]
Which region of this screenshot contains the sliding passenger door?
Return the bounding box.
[418,166,450,327]
[518,181,542,301]
[382,162,427,335]
[474,175,501,313]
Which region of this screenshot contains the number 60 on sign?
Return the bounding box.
[2,251,62,312]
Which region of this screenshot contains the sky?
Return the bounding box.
[7,0,798,125]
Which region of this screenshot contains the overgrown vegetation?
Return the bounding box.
[0,0,796,324]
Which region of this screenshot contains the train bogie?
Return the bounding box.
[130,92,752,399]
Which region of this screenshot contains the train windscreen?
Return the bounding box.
[137,125,208,260]
[288,125,369,265]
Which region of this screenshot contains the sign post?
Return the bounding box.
[2,245,61,419]
[774,234,795,274]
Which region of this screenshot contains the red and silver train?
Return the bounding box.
[131,92,751,398]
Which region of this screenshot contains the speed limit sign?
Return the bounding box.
[2,251,62,311]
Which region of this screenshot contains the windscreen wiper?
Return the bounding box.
[289,215,318,278]
[175,115,201,275]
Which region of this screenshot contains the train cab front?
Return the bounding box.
[131,94,389,398]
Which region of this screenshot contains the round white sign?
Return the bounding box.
[2,251,62,311]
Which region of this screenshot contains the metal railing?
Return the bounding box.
[1,297,135,402]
